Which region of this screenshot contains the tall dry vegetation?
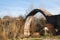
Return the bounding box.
[0,15,55,40]
[0,16,25,40]
[30,17,46,37]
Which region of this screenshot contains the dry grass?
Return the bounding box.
[7,36,60,40]
[0,16,60,40]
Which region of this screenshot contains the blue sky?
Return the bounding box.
[0,0,60,17]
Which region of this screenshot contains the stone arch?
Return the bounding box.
[26,9,52,19]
